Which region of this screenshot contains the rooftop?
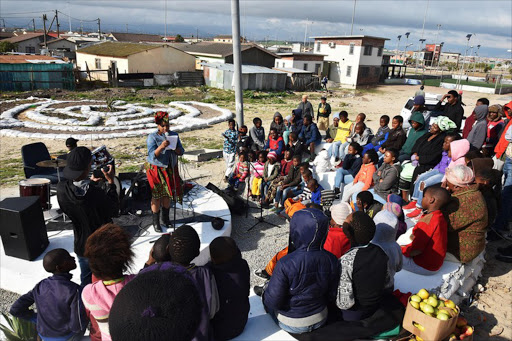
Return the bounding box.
[272,66,314,74]
[110,32,163,43]
[4,33,46,43]
[311,35,389,41]
[277,52,325,57]
[0,54,66,64]
[171,42,278,58]
[202,62,286,74]
[76,41,161,57]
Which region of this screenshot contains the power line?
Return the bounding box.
[1,10,54,15]
[57,11,97,23]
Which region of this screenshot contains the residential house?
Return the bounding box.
[40,38,77,61]
[0,32,15,40]
[274,52,325,75]
[76,41,195,81]
[213,35,246,43]
[272,66,318,91]
[3,33,54,54]
[110,32,164,43]
[439,52,461,67]
[171,42,278,70]
[312,35,389,88]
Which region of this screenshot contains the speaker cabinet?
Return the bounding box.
[0,196,49,260]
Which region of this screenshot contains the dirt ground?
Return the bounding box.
[1,84,511,339]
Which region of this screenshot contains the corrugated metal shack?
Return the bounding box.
[0,55,74,91]
[202,62,286,91]
[272,66,320,91]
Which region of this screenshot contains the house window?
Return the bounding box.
[363,45,372,56]
[303,63,308,71]
[374,67,380,76]
[95,58,101,69]
[316,42,321,52]
[377,47,383,57]
[349,43,354,55]
[315,63,321,74]
[25,46,35,54]
[346,65,352,77]
[361,67,370,77]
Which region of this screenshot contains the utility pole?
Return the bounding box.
[230,0,244,126]
[420,0,429,41]
[196,28,199,42]
[67,2,72,32]
[42,14,48,48]
[303,18,308,52]
[164,0,167,40]
[97,18,101,40]
[396,35,401,63]
[350,0,357,35]
[403,32,410,66]
[473,45,480,75]
[32,18,36,32]
[125,24,128,33]
[55,10,60,38]
[457,34,472,89]
[80,21,83,36]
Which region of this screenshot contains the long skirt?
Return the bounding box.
[145,162,183,202]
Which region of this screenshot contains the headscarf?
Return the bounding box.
[333,112,340,120]
[431,116,456,132]
[155,111,169,124]
[445,164,474,187]
[330,201,352,225]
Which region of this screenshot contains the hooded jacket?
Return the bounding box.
[56,180,119,257]
[372,162,401,199]
[347,127,374,146]
[447,139,470,171]
[291,109,304,134]
[299,121,322,145]
[270,112,285,136]
[263,208,339,325]
[467,104,488,149]
[434,97,465,130]
[249,125,265,150]
[401,111,427,155]
[495,100,512,158]
[371,211,402,292]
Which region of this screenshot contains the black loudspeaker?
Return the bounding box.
[0,196,49,260]
[206,183,247,215]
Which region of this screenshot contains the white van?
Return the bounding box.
[400,93,443,131]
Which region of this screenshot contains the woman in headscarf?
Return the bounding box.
[146,111,184,232]
[399,116,454,201]
[445,165,488,263]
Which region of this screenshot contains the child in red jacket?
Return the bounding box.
[324,202,353,258]
[401,186,451,275]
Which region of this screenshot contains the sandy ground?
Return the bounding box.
[1,84,511,339]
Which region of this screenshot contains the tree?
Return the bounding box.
[0,41,17,53]
[175,34,184,43]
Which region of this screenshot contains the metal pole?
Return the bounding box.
[303,18,308,52]
[97,18,101,40]
[231,0,244,126]
[350,0,357,35]
[55,10,60,38]
[164,0,167,40]
[457,38,470,89]
[420,0,429,40]
[42,14,48,48]
[32,18,36,32]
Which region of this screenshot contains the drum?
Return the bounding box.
[19,178,51,210]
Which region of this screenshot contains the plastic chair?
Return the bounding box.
[21,142,60,184]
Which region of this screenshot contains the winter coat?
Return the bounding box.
[297,100,314,117]
[401,111,427,155]
[381,127,407,151]
[353,163,377,191]
[372,211,402,292]
[299,122,322,145]
[10,273,86,338]
[208,251,250,341]
[249,126,266,150]
[263,161,281,182]
[291,109,304,134]
[270,112,286,136]
[467,105,489,150]
[284,164,302,187]
[263,208,339,324]
[287,140,304,158]
[434,98,465,130]
[342,154,363,176]
[370,126,391,146]
[347,127,374,146]
[372,162,401,199]
[56,180,119,257]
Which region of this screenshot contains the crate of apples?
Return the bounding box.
[447,317,474,340]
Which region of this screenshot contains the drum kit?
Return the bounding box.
[19,145,119,218]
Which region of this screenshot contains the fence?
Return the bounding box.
[0,63,75,91]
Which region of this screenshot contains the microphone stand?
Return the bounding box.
[245,159,280,232]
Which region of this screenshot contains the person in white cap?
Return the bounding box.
[323,201,352,258]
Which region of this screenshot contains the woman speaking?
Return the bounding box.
[146,111,184,232]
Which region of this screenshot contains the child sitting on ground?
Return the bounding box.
[237,125,252,154]
[142,225,220,341]
[208,237,250,341]
[260,151,280,203]
[143,234,172,269]
[82,224,135,341]
[249,117,265,152]
[227,153,249,191]
[10,248,87,340]
[341,149,379,203]
[363,115,391,154]
[355,190,383,218]
[401,186,451,275]
[263,154,301,208]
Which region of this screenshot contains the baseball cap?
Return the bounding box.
[63,146,92,180]
[65,137,78,147]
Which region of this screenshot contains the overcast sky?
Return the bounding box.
[1,0,511,58]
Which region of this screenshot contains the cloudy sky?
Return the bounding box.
[2,0,511,58]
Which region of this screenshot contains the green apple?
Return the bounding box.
[410,295,422,303]
[418,288,430,300]
[437,312,450,321]
[427,296,438,308]
[410,301,420,309]
[421,303,434,315]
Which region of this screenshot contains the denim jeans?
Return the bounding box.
[335,168,354,197]
[77,256,92,287]
[411,170,444,205]
[328,141,342,159]
[275,185,301,207]
[338,142,350,160]
[270,311,327,334]
[493,157,512,231]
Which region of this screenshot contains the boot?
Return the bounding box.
[162,207,171,229]
[153,212,162,233]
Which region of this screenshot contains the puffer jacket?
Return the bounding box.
[372,162,401,199]
[299,122,322,145]
[401,111,427,155]
[263,208,340,322]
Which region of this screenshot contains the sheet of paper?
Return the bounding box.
[165,135,178,150]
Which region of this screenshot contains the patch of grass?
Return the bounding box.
[0,158,25,186]
[117,164,141,173]
[178,156,190,164]
[356,87,383,95]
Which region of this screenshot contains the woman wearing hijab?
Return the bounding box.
[445,165,488,263]
[146,111,184,232]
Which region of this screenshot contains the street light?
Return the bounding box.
[415,38,426,74]
[473,44,481,75]
[457,34,473,88]
[396,35,402,64]
[403,32,410,67]
[436,41,444,71]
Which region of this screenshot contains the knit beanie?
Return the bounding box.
[109,266,202,341]
[169,225,200,265]
[330,201,352,225]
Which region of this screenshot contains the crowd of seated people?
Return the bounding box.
[8,94,511,340]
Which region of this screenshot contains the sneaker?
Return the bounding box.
[254,285,264,296]
[254,269,271,280]
[406,208,422,218]
[270,206,280,212]
[403,201,418,210]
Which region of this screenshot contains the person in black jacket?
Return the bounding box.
[57,147,119,286]
[433,90,465,130]
[208,237,250,341]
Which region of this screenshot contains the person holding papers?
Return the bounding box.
[146,111,184,232]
